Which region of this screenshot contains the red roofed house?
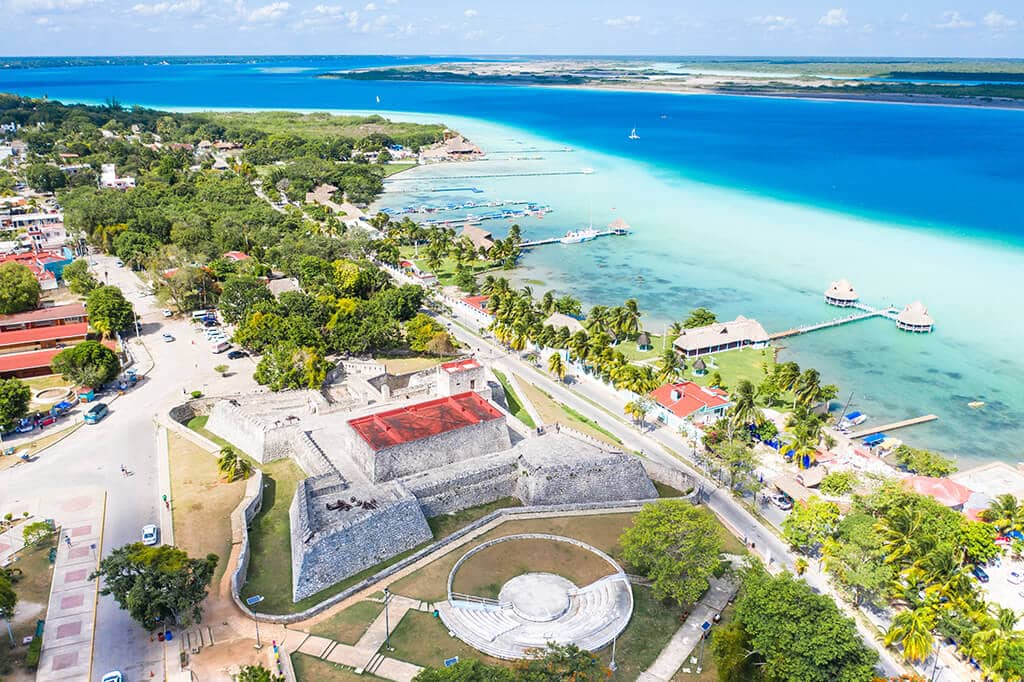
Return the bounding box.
[902,476,973,510]
[0,322,88,354]
[650,380,732,430]
[460,295,491,317]
[346,391,511,482]
[0,251,74,291]
[0,304,95,378]
[0,303,86,332]
[0,348,66,379]
[223,251,251,262]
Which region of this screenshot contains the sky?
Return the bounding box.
[2,0,1023,58]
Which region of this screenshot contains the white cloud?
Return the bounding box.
[464,8,477,17]
[364,2,376,9]
[748,15,795,30]
[296,4,358,29]
[464,28,484,40]
[983,10,1017,30]
[9,0,92,13]
[935,11,973,28]
[604,15,640,29]
[248,1,288,21]
[818,8,848,27]
[131,0,202,16]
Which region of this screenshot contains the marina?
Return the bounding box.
[520,225,630,248]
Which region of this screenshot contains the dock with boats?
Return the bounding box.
[520,219,632,248]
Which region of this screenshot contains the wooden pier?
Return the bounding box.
[769,303,899,340]
[848,415,939,439]
[385,170,592,182]
[520,229,629,248]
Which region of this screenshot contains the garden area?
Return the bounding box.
[0,529,58,677]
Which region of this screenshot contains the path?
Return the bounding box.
[36,492,105,681]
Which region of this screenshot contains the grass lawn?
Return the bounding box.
[381,162,417,177]
[307,600,384,644]
[426,497,522,539]
[291,652,387,682]
[614,335,668,361]
[168,431,246,584]
[452,538,617,599]
[516,378,622,447]
[391,512,637,603]
[372,355,449,375]
[597,585,687,680]
[23,374,71,393]
[399,246,501,288]
[385,610,508,670]
[0,535,58,675]
[491,369,535,428]
[681,348,775,397]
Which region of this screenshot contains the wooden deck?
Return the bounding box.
[848,415,938,438]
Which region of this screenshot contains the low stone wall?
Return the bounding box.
[403,453,519,517]
[206,400,297,463]
[228,470,265,602]
[641,459,696,495]
[292,432,337,477]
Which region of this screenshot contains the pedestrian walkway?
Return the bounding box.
[641,576,738,680]
[36,493,106,681]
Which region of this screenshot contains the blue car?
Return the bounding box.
[972,566,990,583]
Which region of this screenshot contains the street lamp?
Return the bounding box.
[609,634,617,672]
[246,594,265,649]
[383,587,393,651]
[697,621,711,673]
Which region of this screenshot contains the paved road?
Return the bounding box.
[0,254,255,681]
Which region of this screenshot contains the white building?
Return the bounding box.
[99,163,136,190]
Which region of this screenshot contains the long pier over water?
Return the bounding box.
[520,229,628,248]
[770,303,900,340]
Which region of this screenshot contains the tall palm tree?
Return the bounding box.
[884,606,937,663]
[967,606,1024,680]
[668,320,683,337]
[794,368,822,407]
[617,299,642,339]
[547,352,566,382]
[567,331,589,362]
[540,290,556,315]
[773,361,801,393]
[980,494,1023,532]
[217,446,253,482]
[727,379,762,434]
[584,306,609,334]
[657,348,681,383]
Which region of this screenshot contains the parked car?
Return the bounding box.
[101,672,123,682]
[83,403,109,424]
[1009,571,1023,585]
[211,341,230,354]
[162,309,173,317]
[141,524,159,546]
[161,333,174,343]
[768,493,794,511]
[972,566,990,583]
[203,319,219,328]
[227,350,248,360]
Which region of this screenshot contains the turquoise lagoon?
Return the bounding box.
[2,58,1023,463]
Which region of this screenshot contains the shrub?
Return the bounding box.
[820,471,859,496]
[25,636,42,669]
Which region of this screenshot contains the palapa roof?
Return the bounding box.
[544,312,585,335]
[673,316,769,352]
[460,225,495,252]
[897,301,934,327]
[825,278,858,301]
[637,331,651,347]
[693,358,707,370]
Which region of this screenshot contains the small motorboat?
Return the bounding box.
[968,401,986,409]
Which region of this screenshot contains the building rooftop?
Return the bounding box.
[825,279,858,301]
[440,358,482,373]
[673,316,769,352]
[0,347,62,373]
[0,322,88,348]
[903,475,972,508]
[348,392,503,452]
[460,225,494,252]
[223,250,251,262]
[0,303,86,327]
[650,381,730,419]
[461,295,490,315]
[897,301,934,327]
[544,312,585,335]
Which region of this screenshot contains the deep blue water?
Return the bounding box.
[3,56,1023,242]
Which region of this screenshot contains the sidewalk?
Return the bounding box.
[36,492,106,681]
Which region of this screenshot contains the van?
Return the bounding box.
[210,341,230,354]
[84,403,109,424]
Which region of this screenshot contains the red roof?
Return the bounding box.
[223,251,251,261]
[0,348,62,373]
[0,303,87,327]
[903,476,973,508]
[440,358,481,373]
[650,381,730,419]
[461,295,490,315]
[348,392,502,451]
[0,322,88,348]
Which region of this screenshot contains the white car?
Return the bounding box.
[161,333,175,343]
[115,260,124,268]
[1009,571,1023,585]
[162,309,173,317]
[141,524,158,546]
[101,672,123,682]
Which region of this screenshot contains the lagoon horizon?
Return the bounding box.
[3,57,1023,464]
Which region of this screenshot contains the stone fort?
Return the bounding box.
[203,358,659,601]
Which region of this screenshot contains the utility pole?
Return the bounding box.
[383,587,393,651]
[246,595,264,649]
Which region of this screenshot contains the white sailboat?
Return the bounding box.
[561,203,599,244]
[628,125,640,140]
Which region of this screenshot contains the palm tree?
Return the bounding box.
[548,352,566,382]
[617,299,642,339]
[884,606,937,663]
[794,368,823,407]
[540,290,556,315]
[657,348,681,383]
[584,306,609,334]
[567,331,589,362]
[969,607,1024,680]
[217,446,253,482]
[668,320,683,337]
[773,361,801,394]
[727,379,762,434]
[980,494,1023,532]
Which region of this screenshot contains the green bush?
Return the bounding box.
[820,471,859,496]
[25,635,42,669]
[190,390,203,399]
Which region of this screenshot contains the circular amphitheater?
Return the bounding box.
[436,533,634,660]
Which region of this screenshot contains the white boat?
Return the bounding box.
[560,228,599,244]
[628,126,640,140]
[840,411,868,428]
[581,167,594,174]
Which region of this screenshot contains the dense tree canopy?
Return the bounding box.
[51,341,120,387]
[90,543,218,630]
[0,378,32,432]
[85,285,136,338]
[0,262,42,314]
[218,275,274,324]
[620,500,723,605]
[61,259,98,294]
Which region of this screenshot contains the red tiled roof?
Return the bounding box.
[0,303,86,327]
[0,322,88,348]
[223,251,251,261]
[440,358,481,373]
[348,392,502,451]
[461,295,490,315]
[0,348,62,373]
[650,381,730,419]
[903,476,973,508]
